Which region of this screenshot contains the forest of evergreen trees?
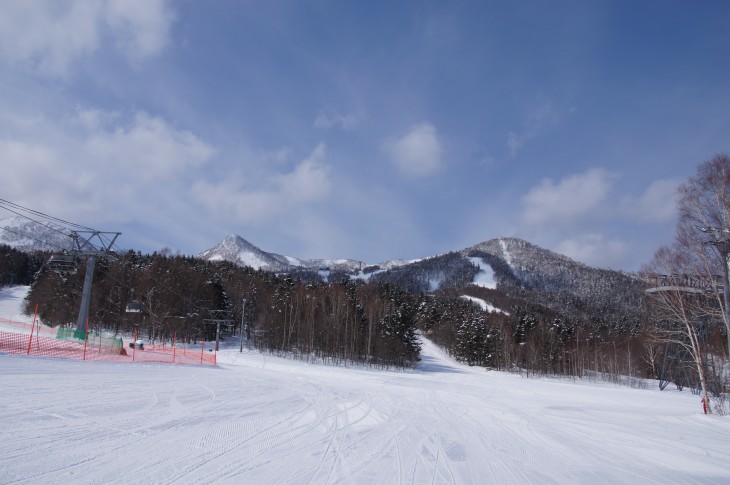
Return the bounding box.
[2,244,726,391]
[19,250,421,368]
[0,244,44,287]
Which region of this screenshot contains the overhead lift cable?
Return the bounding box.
[0,198,95,232]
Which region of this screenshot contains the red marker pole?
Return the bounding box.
[172,331,176,363]
[200,336,204,365]
[132,328,137,362]
[26,304,38,355]
[35,311,40,349]
[83,319,89,361]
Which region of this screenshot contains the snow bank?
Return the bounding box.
[1,284,728,484]
[1,337,728,483]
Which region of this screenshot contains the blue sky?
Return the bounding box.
[1,0,729,270]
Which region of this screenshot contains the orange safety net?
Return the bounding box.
[0,326,215,366]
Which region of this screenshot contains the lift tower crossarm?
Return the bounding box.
[72,230,122,333]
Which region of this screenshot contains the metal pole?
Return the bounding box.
[722,246,730,358]
[700,227,730,358]
[76,255,96,333]
[240,298,246,353]
[215,320,221,352]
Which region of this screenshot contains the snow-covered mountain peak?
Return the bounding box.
[199,235,377,277]
[462,237,580,269]
[198,234,293,270]
[219,234,257,254]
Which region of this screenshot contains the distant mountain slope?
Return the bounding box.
[367,251,478,293]
[198,234,645,323]
[370,237,645,321]
[198,234,368,274]
[198,235,293,270]
[0,215,75,252]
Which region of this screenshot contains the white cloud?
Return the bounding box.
[0,0,101,76]
[261,147,292,165]
[0,0,175,76]
[522,168,615,225]
[191,143,332,224]
[0,108,215,230]
[557,234,630,268]
[276,143,331,202]
[71,106,120,131]
[104,0,176,63]
[314,110,361,130]
[189,181,279,224]
[0,139,75,193]
[85,112,215,183]
[507,131,524,157]
[0,138,99,223]
[622,178,679,223]
[384,123,443,177]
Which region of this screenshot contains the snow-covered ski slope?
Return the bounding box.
[1,290,729,484]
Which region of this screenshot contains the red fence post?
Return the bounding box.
[26,304,38,355]
[172,331,176,363]
[83,319,89,361]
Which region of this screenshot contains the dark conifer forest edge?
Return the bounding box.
[2,242,727,385]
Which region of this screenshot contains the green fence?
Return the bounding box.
[56,327,123,352]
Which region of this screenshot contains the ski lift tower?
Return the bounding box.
[65,230,121,333]
[699,226,730,358]
[203,309,234,352]
[644,273,717,392]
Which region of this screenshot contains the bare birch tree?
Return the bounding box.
[676,153,730,357]
[643,247,715,413]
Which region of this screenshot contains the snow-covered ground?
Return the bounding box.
[460,295,509,315]
[468,257,497,289]
[0,285,34,325]
[1,286,729,484]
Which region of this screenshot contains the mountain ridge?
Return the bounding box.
[198,234,378,273]
[2,215,645,325]
[197,233,644,323]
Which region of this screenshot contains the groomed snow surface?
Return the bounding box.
[468,257,497,289]
[460,295,508,316]
[1,288,729,484]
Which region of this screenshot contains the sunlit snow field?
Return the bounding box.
[1,286,729,484]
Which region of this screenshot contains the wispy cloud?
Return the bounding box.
[85,111,215,183]
[314,110,362,130]
[621,178,679,223]
[190,143,332,224]
[0,0,176,77]
[0,107,215,229]
[384,123,443,177]
[557,234,630,269]
[507,99,560,157]
[522,168,616,225]
[275,143,331,202]
[104,0,177,63]
[517,170,681,269]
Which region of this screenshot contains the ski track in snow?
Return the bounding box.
[467,258,497,290]
[1,288,729,484]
